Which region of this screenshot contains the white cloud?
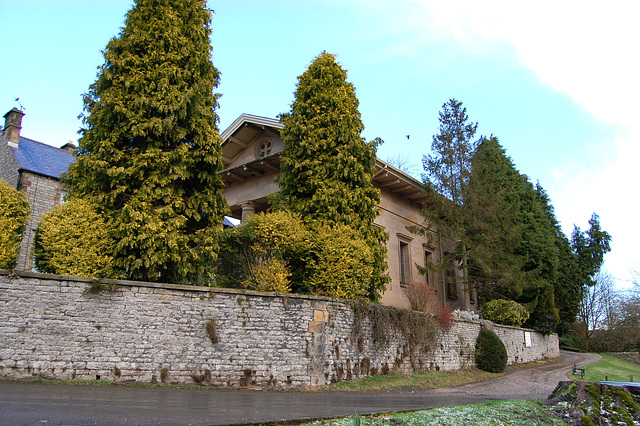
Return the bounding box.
[354,0,639,283]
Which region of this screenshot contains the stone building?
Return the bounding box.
[0,107,478,310]
[0,108,75,270]
[220,114,477,311]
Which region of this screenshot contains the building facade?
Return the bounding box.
[0,108,75,270]
[220,114,477,311]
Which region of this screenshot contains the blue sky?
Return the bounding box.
[1,0,638,287]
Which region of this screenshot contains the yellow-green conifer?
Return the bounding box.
[0,180,29,269]
[65,0,227,284]
[275,52,389,301]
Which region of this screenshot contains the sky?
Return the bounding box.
[1,0,638,287]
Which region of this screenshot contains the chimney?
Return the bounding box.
[61,141,77,153]
[3,108,25,147]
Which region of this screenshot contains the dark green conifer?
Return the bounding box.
[467,137,560,333]
[275,51,389,301]
[465,136,526,299]
[65,0,227,284]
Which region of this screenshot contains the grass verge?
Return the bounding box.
[299,400,568,425]
[0,376,212,391]
[311,368,500,392]
[568,353,640,382]
[309,356,563,393]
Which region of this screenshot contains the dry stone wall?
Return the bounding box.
[0,271,559,387]
[603,352,640,364]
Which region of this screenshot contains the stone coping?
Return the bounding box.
[0,269,343,304]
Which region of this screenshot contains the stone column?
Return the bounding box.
[241,202,255,222]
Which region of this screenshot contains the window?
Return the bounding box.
[255,137,273,158]
[399,241,411,285]
[445,256,458,300]
[424,250,432,285]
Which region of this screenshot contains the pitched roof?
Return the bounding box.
[9,136,75,179]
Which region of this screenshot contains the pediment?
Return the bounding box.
[220,114,284,169]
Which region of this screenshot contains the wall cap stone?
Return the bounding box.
[0,269,342,304]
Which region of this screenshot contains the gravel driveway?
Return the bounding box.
[430,350,602,400]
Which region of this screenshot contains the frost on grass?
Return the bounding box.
[304,400,566,425]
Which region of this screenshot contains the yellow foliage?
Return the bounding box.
[217,212,376,300]
[307,224,374,300]
[0,180,30,269]
[35,198,115,277]
[243,257,291,293]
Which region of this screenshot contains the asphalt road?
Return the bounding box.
[0,351,600,425]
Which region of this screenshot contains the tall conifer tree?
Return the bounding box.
[65,0,227,284]
[465,136,526,299]
[423,99,478,207]
[275,51,389,301]
[416,99,479,299]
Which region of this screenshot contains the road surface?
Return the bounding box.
[0,350,600,425]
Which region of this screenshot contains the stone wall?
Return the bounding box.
[603,352,640,364]
[0,271,559,388]
[15,172,64,271]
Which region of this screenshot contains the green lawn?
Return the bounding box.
[569,354,640,382]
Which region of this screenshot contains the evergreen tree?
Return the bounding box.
[572,213,612,287]
[465,136,526,299]
[275,51,389,301]
[506,179,560,333]
[554,230,581,335]
[415,99,479,299]
[65,0,227,284]
[568,213,612,336]
[465,138,559,333]
[423,98,478,206]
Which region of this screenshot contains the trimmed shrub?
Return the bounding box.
[0,180,30,269]
[34,198,115,277]
[215,212,378,300]
[481,299,530,327]
[305,223,374,300]
[475,329,508,373]
[215,211,308,293]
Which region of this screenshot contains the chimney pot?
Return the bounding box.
[3,108,25,146]
[61,141,76,153]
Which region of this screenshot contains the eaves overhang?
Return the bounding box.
[374,158,432,206]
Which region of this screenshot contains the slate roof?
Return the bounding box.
[9,136,75,179]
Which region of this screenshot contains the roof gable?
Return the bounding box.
[10,137,75,179]
[221,114,284,168]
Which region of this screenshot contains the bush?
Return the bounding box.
[305,223,374,300]
[481,299,530,327]
[0,180,30,269]
[215,212,378,300]
[404,282,439,313]
[34,198,115,277]
[215,211,308,293]
[475,329,508,373]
